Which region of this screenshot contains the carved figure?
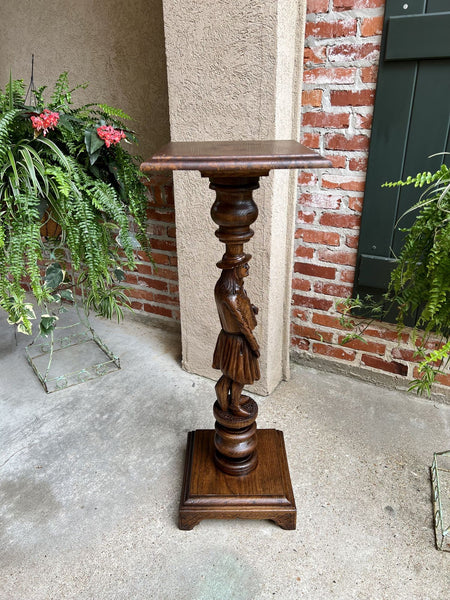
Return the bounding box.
[212,262,260,417]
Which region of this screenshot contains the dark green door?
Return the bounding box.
[354,0,450,319]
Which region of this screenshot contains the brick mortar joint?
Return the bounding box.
[144,233,177,242]
[131,273,179,283]
[306,8,385,21]
[304,35,382,45]
[126,280,178,292]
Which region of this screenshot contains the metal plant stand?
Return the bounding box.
[431,450,450,551]
[25,302,120,393]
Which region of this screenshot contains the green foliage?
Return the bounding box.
[48,71,89,111]
[86,280,131,323]
[5,299,36,334]
[97,104,132,121]
[39,313,59,337]
[0,72,151,334]
[387,161,450,339]
[340,156,450,396]
[382,167,445,189]
[44,262,65,291]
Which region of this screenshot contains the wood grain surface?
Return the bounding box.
[179,429,296,530]
[141,140,331,173]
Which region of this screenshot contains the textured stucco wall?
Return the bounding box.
[162,0,306,395]
[0,0,170,158]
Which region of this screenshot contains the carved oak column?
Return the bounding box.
[209,175,262,476]
[141,141,331,531]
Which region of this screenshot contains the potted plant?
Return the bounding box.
[0,72,151,336]
[340,155,450,396]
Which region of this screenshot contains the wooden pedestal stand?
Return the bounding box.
[141,141,331,530]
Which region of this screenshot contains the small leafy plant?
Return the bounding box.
[0,72,151,334]
[340,156,450,396]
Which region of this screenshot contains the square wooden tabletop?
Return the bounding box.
[141,140,331,174]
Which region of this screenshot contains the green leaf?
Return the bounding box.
[57,113,76,134]
[18,145,43,195]
[6,149,19,187]
[35,137,71,170]
[88,148,102,166]
[84,128,104,155]
[7,302,36,326]
[113,268,126,282]
[60,289,74,301]
[24,303,36,320]
[39,314,58,337]
[44,263,65,291]
[17,322,31,335]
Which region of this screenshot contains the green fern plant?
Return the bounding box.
[0,72,151,334]
[384,160,450,337]
[340,155,450,396]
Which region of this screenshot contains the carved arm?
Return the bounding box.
[224,302,260,357]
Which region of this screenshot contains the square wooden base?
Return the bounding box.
[179,429,296,530]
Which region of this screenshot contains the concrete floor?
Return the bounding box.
[0,312,449,600]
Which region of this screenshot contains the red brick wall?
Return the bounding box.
[124,173,179,321]
[292,0,450,393]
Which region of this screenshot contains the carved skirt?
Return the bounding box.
[212,330,260,385]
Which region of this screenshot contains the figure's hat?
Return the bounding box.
[216,253,251,270]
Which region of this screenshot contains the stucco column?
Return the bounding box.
[161,0,306,395]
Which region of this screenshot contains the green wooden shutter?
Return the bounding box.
[354,0,450,322]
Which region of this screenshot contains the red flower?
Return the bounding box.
[31,109,59,136]
[96,125,126,148]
